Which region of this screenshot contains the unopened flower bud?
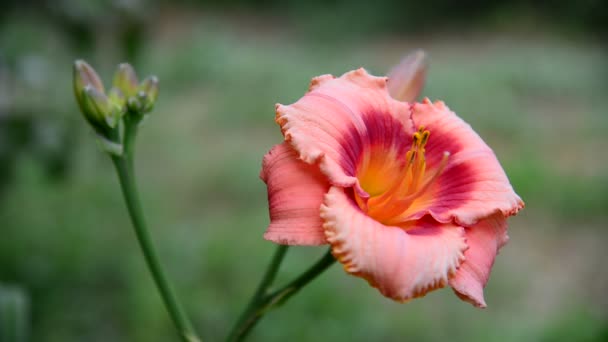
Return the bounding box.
[74,60,128,138]
[386,50,428,102]
[113,63,139,98]
[140,76,158,99]
[74,60,105,115]
[108,87,127,112]
[80,85,114,130]
[138,76,159,112]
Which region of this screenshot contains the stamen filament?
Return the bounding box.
[383,151,450,225]
[361,126,450,225]
[368,129,426,209]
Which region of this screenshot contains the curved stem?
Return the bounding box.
[226,245,288,342]
[111,119,201,342]
[226,248,336,342]
[267,248,336,307]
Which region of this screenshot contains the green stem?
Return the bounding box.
[226,248,336,342]
[122,113,140,167]
[111,120,201,342]
[267,248,336,307]
[226,245,288,342]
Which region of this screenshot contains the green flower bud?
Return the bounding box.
[108,87,127,113]
[139,76,159,102]
[74,60,129,138]
[127,76,159,115]
[74,60,105,116]
[138,76,159,113]
[73,59,158,148]
[80,85,113,130]
[81,85,125,132]
[113,63,139,98]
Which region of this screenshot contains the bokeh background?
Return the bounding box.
[1,0,607,341]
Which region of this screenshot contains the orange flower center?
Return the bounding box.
[355,127,449,226]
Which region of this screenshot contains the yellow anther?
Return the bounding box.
[420,130,430,147]
[412,127,430,149]
[412,132,421,146]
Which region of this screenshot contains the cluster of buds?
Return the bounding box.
[73,60,158,155]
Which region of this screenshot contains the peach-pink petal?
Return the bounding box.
[260,143,329,245]
[275,68,413,190]
[399,99,524,226]
[449,213,509,308]
[321,186,467,302]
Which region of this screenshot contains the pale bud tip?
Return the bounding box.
[387,49,428,102]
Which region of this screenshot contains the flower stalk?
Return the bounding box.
[112,119,201,342]
[73,60,201,342]
[226,247,336,342]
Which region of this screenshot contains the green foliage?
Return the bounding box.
[539,309,608,342]
[164,0,607,36]
[0,284,29,342]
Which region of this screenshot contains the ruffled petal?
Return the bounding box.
[449,213,509,308]
[321,186,467,302]
[275,68,413,190]
[400,99,524,226]
[260,143,330,245]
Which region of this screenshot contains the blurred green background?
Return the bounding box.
[1,0,607,341]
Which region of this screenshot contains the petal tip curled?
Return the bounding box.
[449,214,509,308]
[453,288,488,308]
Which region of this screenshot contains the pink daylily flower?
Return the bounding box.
[260,63,523,307]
